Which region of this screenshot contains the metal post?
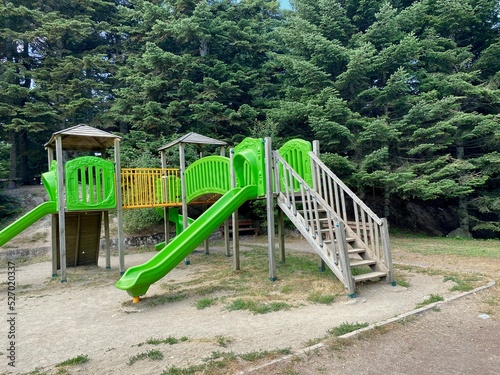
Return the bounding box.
[55,136,66,282]
[114,139,125,274]
[265,137,277,281]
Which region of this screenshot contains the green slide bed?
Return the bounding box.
[0,201,57,247]
[116,185,258,298]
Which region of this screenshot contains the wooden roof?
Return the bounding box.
[44,124,122,151]
[158,132,227,151]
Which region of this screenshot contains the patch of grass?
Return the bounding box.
[203,350,237,362]
[328,322,369,337]
[225,298,291,314]
[145,293,188,307]
[55,354,89,367]
[391,235,500,259]
[443,275,475,292]
[21,369,50,375]
[416,294,444,308]
[128,349,164,365]
[195,297,219,310]
[239,347,292,361]
[137,336,188,347]
[215,335,234,348]
[307,291,337,305]
[397,279,410,288]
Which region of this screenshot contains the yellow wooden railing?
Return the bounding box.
[121,168,181,208]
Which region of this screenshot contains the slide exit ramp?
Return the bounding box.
[116,185,258,298]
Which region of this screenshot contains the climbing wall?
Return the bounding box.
[56,211,102,269]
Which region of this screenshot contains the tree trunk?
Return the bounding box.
[8,131,17,189]
[456,145,470,232]
[19,130,30,185]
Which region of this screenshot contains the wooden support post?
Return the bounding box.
[179,143,190,265]
[221,143,230,255]
[278,208,285,263]
[265,137,277,281]
[229,148,239,267]
[103,211,111,269]
[232,209,240,270]
[56,136,67,282]
[114,139,125,274]
[160,150,170,245]
[75,213,81,267]
[51,214,57,277]
[204,205,209,255]
[312,140,325,272]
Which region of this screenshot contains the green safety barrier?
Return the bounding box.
[185,156,231,202]
[65,156,116,210]
[233,137,265,197]
[278,139,313,191]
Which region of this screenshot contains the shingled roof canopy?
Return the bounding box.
[44,124,122,151]
[158,132,227,152]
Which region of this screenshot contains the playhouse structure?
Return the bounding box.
[0,124,394,302]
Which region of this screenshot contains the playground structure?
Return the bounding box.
[0,124,394,301]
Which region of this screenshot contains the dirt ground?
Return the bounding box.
[0,235,497,374]
[0,186,498,374]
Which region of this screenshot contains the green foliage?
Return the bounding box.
[1,0,499,235]
[123,208,162,234]
[138,336,188,346]
[0,193,23,227]
[416,294,444,308]
[328,322,369,336]
[225,298,291,314]
[0,142,10,179]
[195,297,219,310]
[127,350,164,365]
[55,354,89,367]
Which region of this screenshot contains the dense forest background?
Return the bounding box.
[1,0,499,237]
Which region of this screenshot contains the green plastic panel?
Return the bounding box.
[42,161,58,203]
[233,137,265,197]
[65,156,116,211]
[278,139,313,190]
[184,156,231,203]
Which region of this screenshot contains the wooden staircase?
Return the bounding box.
[274,150,394,296]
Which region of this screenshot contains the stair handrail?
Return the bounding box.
[274,151,355,293]
[309,152,382,225]
[309,152,393,282]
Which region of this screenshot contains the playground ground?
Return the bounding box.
[0,238,497,374]
[0,186,499,374]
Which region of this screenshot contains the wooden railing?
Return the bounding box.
[309,152,392,270]
[274,151,355,294]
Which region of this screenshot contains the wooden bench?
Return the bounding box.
[220,219,259,236]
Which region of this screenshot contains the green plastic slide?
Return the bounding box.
[0,201,57,247]
[116,185,258,298]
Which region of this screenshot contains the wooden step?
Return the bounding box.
[348,248,365,255]
[350,259,376,267]
[323,237,355,244]
[353,271,387,282]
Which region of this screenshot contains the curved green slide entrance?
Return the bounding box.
[116,185,258,298]
[0,201,57,247]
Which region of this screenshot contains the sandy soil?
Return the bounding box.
[0,235,496,374]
